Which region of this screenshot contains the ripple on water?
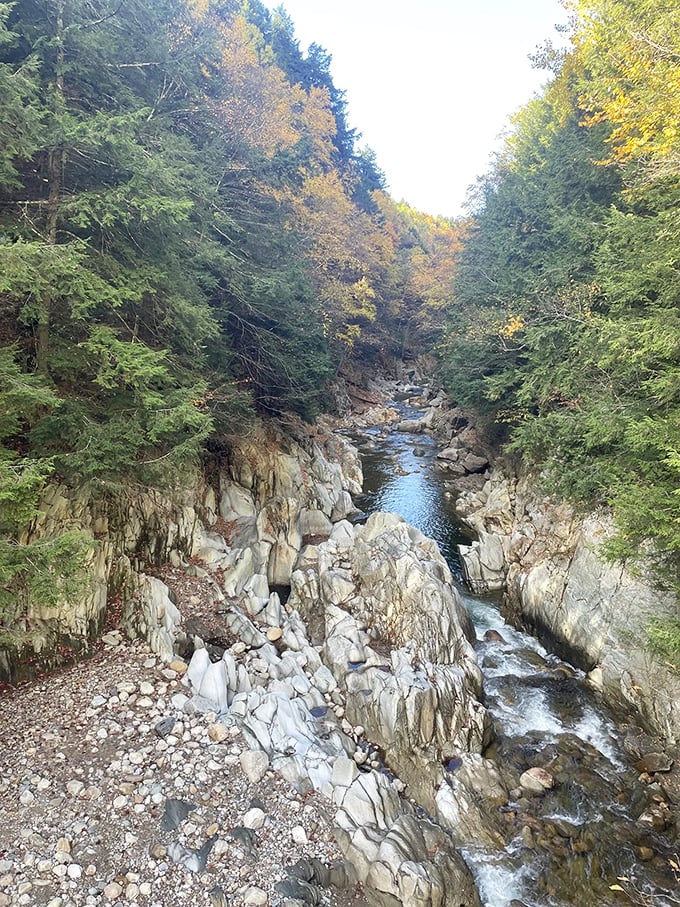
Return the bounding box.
[462,844,537,907]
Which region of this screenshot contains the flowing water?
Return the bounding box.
[350,399,678,907]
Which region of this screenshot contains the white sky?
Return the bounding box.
[262,0,570,217]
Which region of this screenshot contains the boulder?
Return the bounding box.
[335,772,482,907]
[459,531,509,593]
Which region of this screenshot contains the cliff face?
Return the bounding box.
[457,470,680,744]
[0,422,362,683]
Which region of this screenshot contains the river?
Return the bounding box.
[349,399,677,907]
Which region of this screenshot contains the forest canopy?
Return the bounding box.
[440,0,680,585]
[0,0,464,623]
[0,0,461,479]
[2,0,680,602]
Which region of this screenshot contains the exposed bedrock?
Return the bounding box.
[182,510,490,905]
[457,470,680,745]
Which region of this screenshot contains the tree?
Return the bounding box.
[571,0,680,180]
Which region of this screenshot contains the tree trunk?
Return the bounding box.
[37,0,65,375]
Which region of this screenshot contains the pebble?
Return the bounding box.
[19,789,35,805]
[67,780,85,796]
[139,681,155,696]
[208,723,229,743]
[103,881,123,900]
[291,825,308,844]
[67,863,82,880]
[240,751,269,784]
[56,837,71,854]
[242,808,266,830]
[213,839,230,857]
[243,886,268,905]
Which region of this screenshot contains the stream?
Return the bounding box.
[349,398,678,907]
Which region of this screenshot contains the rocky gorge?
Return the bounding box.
[1,375,679,907]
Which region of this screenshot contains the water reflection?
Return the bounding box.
[354,417,470,572]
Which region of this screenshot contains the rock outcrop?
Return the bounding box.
[0,423,361,684]
[182,509,491,905]
[287,513,491,811]
[3,411,498,905]
[456,470,680,745]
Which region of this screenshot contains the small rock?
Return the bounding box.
[633,753,674,774]
[213,838,230,858]
[139,681,155,696]
[240,751,269,784]
[149,843,167,861]
[291,825,308,845]
[66,779,85,797]
[168,659,188,674]
[125,882,139,900]
[242,807,266,830]
[154,716,176,738]
[55,837,71,854]
[266,627,282,642]
[208,723,229,743]
[103,881,123,900]
[19,789,34,805]
[160,798,196,832]
[210,887,229,907]
[67,863,82,880]
[519,767,555,794]
[243,886,268,905]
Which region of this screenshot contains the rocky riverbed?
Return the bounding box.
[0,637,364,907]
[2,371,679,907]
[0,402,490,907]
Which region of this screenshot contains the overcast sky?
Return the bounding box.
[262,0,570,217]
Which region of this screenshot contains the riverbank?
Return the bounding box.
[346,383,679,906]
[2,374,679,906]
